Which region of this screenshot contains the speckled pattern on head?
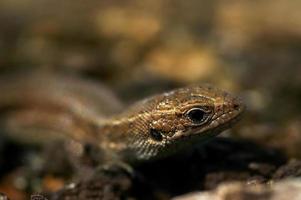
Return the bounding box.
[98,85,245,163]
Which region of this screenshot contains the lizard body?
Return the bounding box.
[0,73,245,164]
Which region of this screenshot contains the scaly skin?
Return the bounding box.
[96,85,245,163]
[0,73,245,164]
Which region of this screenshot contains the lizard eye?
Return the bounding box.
[186,108,207,124]
[150,128,163,141]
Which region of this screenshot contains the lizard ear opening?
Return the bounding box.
[150,128,163,141]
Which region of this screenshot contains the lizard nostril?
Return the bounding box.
[233,103,240,110]
[232,97,245,111]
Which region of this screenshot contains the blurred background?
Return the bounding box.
[0,0,301,199]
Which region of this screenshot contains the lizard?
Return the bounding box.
[0,72,245,166]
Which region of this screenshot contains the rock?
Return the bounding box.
[173,179,301,200]
[51,171,132,200]
[273,159,301,180]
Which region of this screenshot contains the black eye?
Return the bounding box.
[187,108,207,123]
[150,128,163,141]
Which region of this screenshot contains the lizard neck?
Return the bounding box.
[94,114,145,163]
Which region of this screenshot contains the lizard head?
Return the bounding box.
[126,85,245,161]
